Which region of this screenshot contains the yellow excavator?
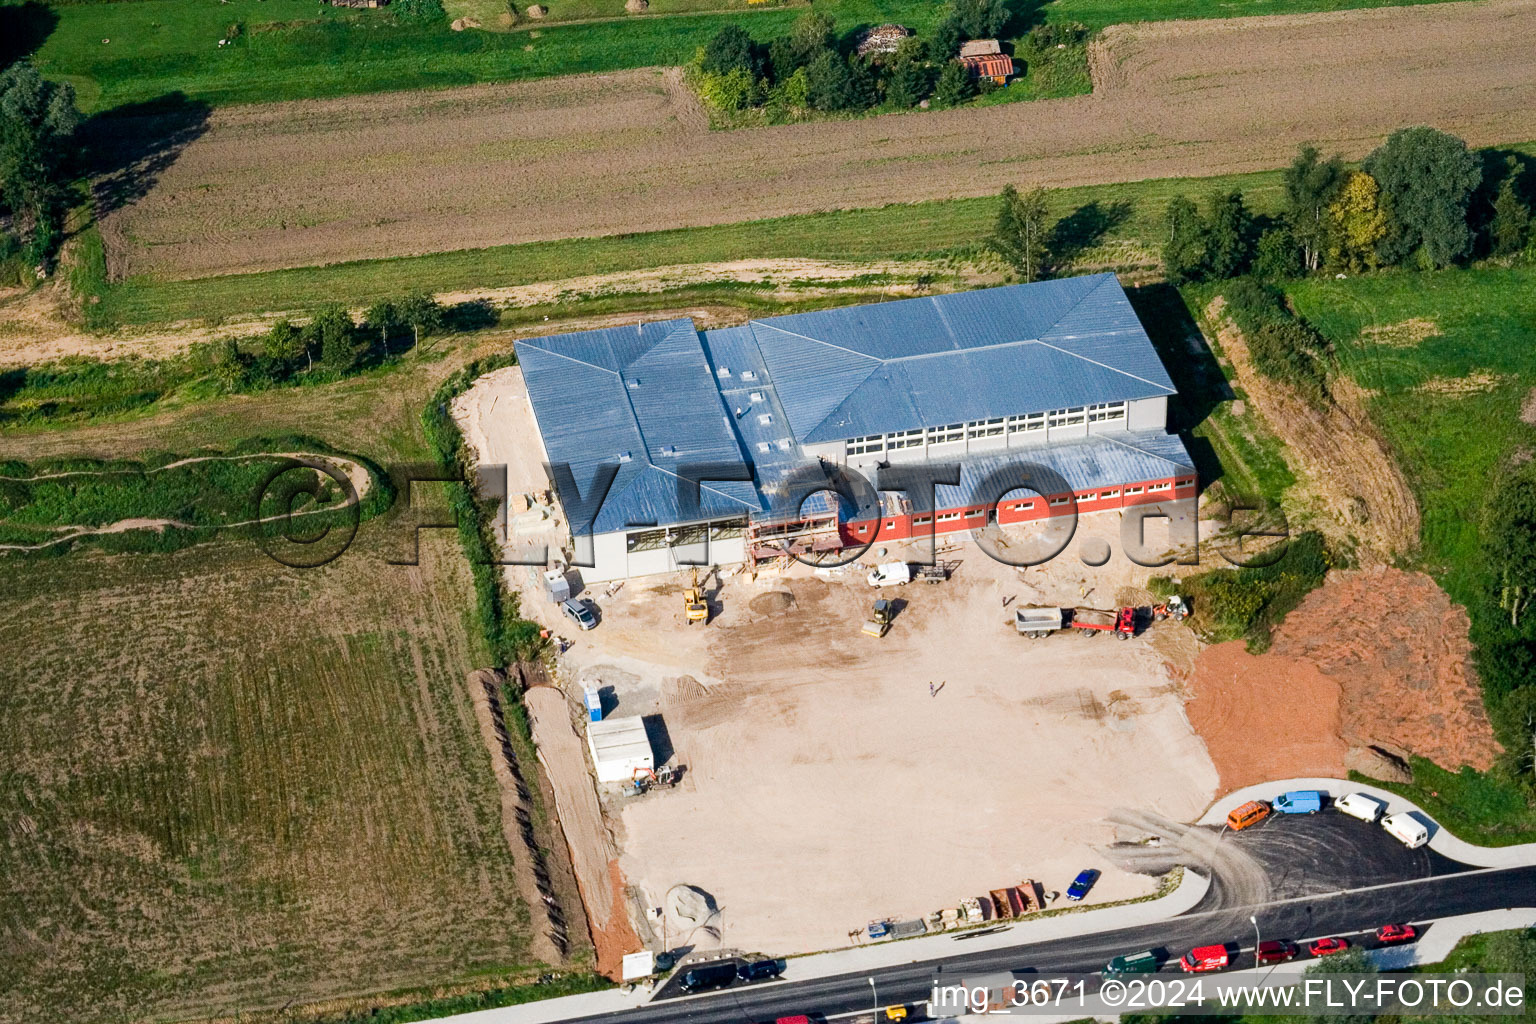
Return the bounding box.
[683,567,708,625]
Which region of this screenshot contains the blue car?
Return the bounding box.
[1066,868,1100,902]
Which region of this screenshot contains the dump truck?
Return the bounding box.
[1066,606,1136,639]
[862,598,895,638]
[1015,606,1064,638]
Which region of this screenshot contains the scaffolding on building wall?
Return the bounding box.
[743,493,844,577]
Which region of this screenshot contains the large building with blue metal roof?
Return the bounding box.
[515,274,1197,581]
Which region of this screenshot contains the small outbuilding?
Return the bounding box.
[586,715,654,784]
[957,38,1014,83]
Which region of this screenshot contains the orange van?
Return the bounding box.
[1226,800,1271,831]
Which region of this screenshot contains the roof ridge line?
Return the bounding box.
[644,463,762,511]
[520,344,622,377]
[1028,337,1177,394]
[748,320,884,363]
[1033,272,1115,338]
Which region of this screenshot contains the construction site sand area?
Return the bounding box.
[510,524,1220,957]
[103,0,1536,280]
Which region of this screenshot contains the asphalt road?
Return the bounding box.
[574,814,1532,1024]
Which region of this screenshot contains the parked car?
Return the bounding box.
[1256,940,1299,965]
[1335,792,1386,823]
[1309,937,1350,956]
[1376,924,1418,944]
[1273,790,1325,814]
[1382,812,1430,849]
[1066,868,1100,901]
[738,958,785,982]
[1103,949,1163,977]
[561,597,597,630]
[1181,945,1231,973]
[1226,800,1271,831]
[867,562,912,587]
[678,960,738,993]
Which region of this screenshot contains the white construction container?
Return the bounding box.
[587,716,654,784]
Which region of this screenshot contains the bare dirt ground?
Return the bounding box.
[102,0,1536,280]
[1186,568,1498,794]
[503,518,1218,958]
[1206,297,1421,563]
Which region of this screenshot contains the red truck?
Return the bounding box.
[1067,606,1137,639]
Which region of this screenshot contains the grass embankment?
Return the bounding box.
[103,165,1291,326]
[1283,265,1536,835]
[15,0,1463,113]
[1287,266,1536,605]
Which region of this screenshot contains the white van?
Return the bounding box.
[1382,812,1429,849]
[1336,792,1386,823]
[867,562,912,587]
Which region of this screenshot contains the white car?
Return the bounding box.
[1335,792,1386,823]
[867,562,911,587]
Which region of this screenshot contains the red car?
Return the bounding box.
[1256,940,1299,965]
[1309,937,1350,956]
[1376,924,1418,944]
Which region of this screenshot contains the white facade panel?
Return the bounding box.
[1128,396,1167,432]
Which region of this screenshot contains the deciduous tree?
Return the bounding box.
[1363,126,1481,268]
[1253,226,1301,280]
[365,299,400,357]
[989,184,1051,282]
[1161,195,1207,285]
[263,318,309,372]
[1283,145,1345,272]
[307,303,358,372]
[1327,171,1388,273]
[0,62,81,265]
[397,290,445,349]
[1204,189,1251,280]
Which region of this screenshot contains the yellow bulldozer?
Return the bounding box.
[683,568,708,625]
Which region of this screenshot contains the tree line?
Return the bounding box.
[690,1,1087,118]
[1162,127,1535,286]
[210,291,447,392]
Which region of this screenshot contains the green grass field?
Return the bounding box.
[11,0,1462,113]
[1286,265,1536,608]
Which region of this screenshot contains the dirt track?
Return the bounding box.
[103,0,1536,280]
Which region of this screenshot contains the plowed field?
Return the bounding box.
[101,0,1536,280]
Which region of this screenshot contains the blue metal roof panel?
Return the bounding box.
[517,320,764,535]
[741,274,1173,442]
[929,431,1195,508]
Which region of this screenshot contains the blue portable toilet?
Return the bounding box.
[583,688,602,722]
